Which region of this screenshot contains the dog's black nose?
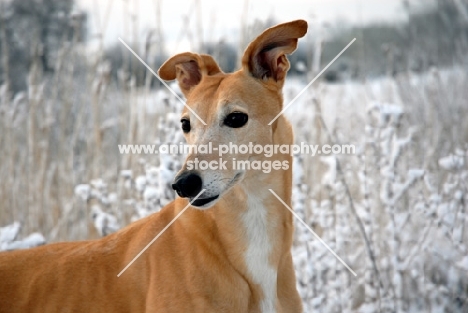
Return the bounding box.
[172,172,203,198]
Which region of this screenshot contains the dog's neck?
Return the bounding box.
[210,115,294,312]
[173,115,294,312]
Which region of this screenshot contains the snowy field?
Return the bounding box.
[0,65,467,312]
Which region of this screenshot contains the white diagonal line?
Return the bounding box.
[117,189,206,277]
[118,37,207,125]
[268,38,356,125]
[269,189,357,276]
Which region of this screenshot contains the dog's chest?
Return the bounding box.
[242,196,277,313]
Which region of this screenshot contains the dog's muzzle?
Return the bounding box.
[172,172,219,207]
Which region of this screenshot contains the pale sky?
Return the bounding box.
[76,0,432,53]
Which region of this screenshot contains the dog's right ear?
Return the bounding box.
[242,20,307,84]
[158,53,222,98]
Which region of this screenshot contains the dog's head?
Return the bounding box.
[158,20,307,208]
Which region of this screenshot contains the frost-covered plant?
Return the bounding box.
[292,97,468,313]
[75,103,185,236]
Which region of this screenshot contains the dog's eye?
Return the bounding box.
[224,112,248,128]
[181,119,191,133]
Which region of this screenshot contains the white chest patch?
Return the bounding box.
[242,195,277,313]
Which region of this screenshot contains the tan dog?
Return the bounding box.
[0,20,307,313]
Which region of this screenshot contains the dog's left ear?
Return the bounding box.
[242,20,307,83]
[158,53,222,97]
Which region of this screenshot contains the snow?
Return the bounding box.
[438,154,465,170]
[91,206,120,237]
[90,179,106,190]
[320,156,337,185]
[135,175,147,192]
[1,233,46,251]
[120,170,133,179]
[0,222,46,251]
[143,186,159,202]
[0,222,20,244]
[457,256,468,271]
[408,169,425,180]
[145,166,159,186]
[74,184,91,201]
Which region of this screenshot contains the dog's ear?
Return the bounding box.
[158,53,222,97]
[242,20,307,83]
